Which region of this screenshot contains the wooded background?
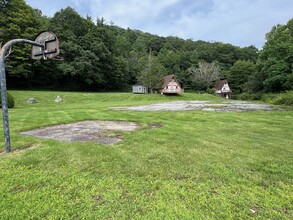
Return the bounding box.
[1,0,292,95]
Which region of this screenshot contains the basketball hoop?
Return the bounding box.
[0,31,61,153]
[32,31,60,60]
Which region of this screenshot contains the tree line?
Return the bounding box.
[0,0,292,95]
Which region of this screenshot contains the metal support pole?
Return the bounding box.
[0,39,44,153]
[0,58,10,152]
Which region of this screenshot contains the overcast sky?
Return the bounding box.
[25,0,293,48]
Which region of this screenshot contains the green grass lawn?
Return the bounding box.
[0,91,292,219]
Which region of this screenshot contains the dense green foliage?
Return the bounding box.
[1,0,258,92]
[228,60,257,93]
[1,0,292,96]
[0,91,292,218]
[0,0,46,83]
[257,19,293,93]
[271,91,293,106]
[0,92,15,108]
[137,53,166,92]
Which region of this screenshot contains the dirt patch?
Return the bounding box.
[0,144,39,155]
[148,123,163,128]
[20,121,141,144]
[114,101,281,112]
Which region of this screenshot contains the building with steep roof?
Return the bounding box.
[161,75,182,94]
[214,79,232,99]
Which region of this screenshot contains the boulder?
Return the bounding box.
[27,98,36,104]
[55,96,62,102]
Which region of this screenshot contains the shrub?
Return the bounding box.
[250,93,263,100]
[235,92,252,100]
[0,92,15,108]
[234,92,264,101]
[271,91,293,106]
[206,88,216,95]
[261,93,278,103]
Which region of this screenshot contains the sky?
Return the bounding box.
[25,0,293,48]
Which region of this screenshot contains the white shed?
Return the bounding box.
[132,85,148,94]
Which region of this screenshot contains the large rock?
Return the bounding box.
[27,98,36,104]
[55,96,62,102]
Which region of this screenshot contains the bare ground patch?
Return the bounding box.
[0,144,40,155]
[147,123,163,128]
[20,121,141,144]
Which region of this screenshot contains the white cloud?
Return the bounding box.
[88,0,180,27]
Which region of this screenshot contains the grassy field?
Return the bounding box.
[0,91,292,219]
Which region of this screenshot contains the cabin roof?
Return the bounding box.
[162,74,177,89]
[214,79,228,90]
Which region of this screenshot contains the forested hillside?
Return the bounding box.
[0,0,292,95]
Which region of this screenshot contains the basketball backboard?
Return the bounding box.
[31,31,59,60]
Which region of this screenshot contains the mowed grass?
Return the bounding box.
[0,91,292,219]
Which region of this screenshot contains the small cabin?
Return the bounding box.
[132,85,148,94]
[161,75,182,95]
[214,79,231,99]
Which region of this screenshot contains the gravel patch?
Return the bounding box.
[20,120,141,144]
[113,101,280,112]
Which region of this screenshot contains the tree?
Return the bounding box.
[239,45,258,63]
[157,48,180,73]
[188,61,222,90]
[49,7,90,39]
[2,0,263,92]
[228,60,257,93]
[132,36,147,58]
[127,50,139,85]
[113,36,132,57]
[0,0,47,87]
[138,51,166,93]
[257,18,293,92]
[108,56,130,90]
